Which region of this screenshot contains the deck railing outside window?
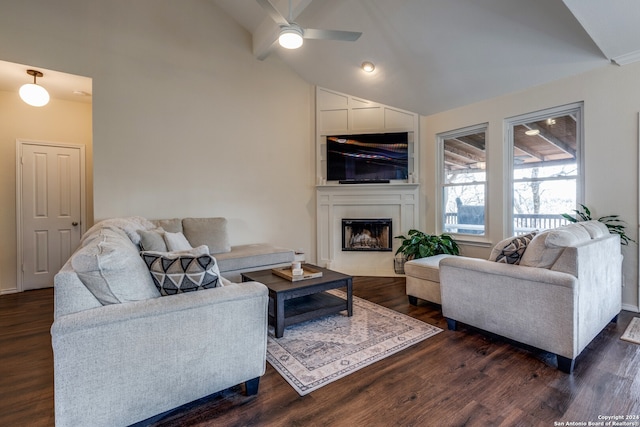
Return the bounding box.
[444,213,569,234]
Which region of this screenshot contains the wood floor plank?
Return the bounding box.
[1,278,639,426]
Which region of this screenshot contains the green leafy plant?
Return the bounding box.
[395,229,460,260]
[561,204,635,245]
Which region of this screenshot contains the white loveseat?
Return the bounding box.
[51,216,290,426]
[439,220,622,373]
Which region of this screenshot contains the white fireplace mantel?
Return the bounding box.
[316,184,419,276]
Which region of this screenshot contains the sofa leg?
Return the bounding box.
[245,377,260,396]
[611,314,619,324]
[408,295,418,306]
[445,318,457,331]
[557,355,575,374]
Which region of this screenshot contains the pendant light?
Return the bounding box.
[19,69,50,107]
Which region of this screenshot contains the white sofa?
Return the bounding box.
[51,216,289,426]
[439,220,622,373]
[146,217,295,281]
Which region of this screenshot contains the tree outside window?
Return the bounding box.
[508,103,582,234]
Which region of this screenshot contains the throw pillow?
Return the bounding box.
[495,231,537,265]
[141,246,223,295]
[138,228,167,252]
[489,236,515,261]
[164,231,193,251]
[182,217,231,254]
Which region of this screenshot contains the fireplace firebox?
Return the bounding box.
[342,218,392,252]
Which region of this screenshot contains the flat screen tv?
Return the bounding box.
[326,132,409,182]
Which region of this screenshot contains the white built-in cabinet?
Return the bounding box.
[316,87,419,184]
[315,87,421,276]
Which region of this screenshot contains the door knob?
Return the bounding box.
[72,222,79,226]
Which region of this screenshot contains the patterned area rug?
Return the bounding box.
[621,317,640,344]
[266,290,442,396]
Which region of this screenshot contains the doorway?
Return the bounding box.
[16,140,86,291]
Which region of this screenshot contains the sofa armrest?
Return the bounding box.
[52,281,266,334]
[51,282,268,427]
[439,256,576,289]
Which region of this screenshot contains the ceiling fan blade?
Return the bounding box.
[256,0,290,26]
[303,28,362,42]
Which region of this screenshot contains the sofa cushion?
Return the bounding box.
[520,223,591,268]
[164,231,193,251]
[82,216,156,245]
[138,228,167,252]
[152,218,183,233]
[215,243,293,273]
[495,231,537,265]
[141,246,223,295]
[182,217,231,254]
[72,227,160,305]
[80,224,130,248]
[577,220,609,239]
[546,223,591,248]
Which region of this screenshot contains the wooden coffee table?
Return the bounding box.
[241,264,353,338]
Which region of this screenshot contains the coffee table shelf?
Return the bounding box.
[274,292,347,328]
[241,264,353,338]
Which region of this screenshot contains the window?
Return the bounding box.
[507,103,583,235]
[439,124,487,236]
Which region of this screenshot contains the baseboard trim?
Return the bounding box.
[0,287,19,295]
[622,303,639,313]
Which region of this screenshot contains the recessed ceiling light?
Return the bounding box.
[525,129,540,136]
[361,61,375,73]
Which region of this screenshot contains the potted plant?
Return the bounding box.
[394,229,460,274]
[561,204,635,245]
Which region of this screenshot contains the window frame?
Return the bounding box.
[504,102,584,236]
[437,123,489,240]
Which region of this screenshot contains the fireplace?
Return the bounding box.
[342,218,392,252]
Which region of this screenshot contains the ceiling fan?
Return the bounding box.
[256,0,362,49]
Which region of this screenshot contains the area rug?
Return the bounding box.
[266,290,442,396]
[621,317,640,344]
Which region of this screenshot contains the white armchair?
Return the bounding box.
[439,221,622,373]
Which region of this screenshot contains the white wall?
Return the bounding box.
[1,0,637,310]
[0,90,92,294]
[421,62,640,311]
[0,1,316,272]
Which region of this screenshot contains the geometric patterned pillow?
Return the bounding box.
[141,250,222,296]
[495,231,537,265]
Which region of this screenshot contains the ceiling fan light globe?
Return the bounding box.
[279,28,304,49]
[19,83,50,107]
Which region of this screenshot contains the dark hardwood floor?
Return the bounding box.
[1,277,639,427]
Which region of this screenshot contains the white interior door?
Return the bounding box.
[18,141,84,291]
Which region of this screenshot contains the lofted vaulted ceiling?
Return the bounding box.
[213,0,640,116]
[2,1,638,114]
